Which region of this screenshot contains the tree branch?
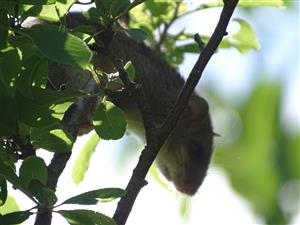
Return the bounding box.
[113,0,239,224]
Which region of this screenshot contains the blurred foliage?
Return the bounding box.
[213,82,299,224]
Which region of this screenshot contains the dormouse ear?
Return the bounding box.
[182,95,209,121]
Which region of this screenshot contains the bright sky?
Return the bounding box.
[11,1,299,225]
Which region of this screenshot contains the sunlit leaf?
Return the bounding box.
[224,18,260,53]
[37,0,75,21]
[72,133,100,185]
[31,127,74,153]
[0,196,19,215]
[124,61,135,81]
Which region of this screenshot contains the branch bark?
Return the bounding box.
[113,0,239,224]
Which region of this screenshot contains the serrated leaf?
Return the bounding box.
[19,156,47,189]
[0,177,7,206]
[93,101,127,140]
[72,133,100,185]
[59,209,117,225]
[62,188,126,205]
[22,27,92,69]
[124,28,147,42]
[31,127,74,153]
[0,210,32,225]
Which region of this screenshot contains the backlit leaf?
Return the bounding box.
[72,133,100,185]
[93,101,127,140]
[59,209,117,225]
[62,188,126,205]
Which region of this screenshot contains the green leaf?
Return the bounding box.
[0,95,18,137]
[222,18,260,53]
[62,188,126,205]
[0,161,22,193]
[124,28,147,42]
[0,196,19,215]
[83,7,103,24]
[58,209,117,225]
[145,0,170,17]
[72,133,100,185]
[0,48,22,95]
[177,18,260,54]
[0,177,7,206]
[39,187,57,205]
[31,127,74,153]
[19,0,56,5]
[93,101,127,140]
[0,10,9,49]
[19,156,47,189]
[106,0,130,17]
[124,61,135,81]
[0,211,32,225]
[176,43,200,54]
[16,56,47,98]
[22,27,92,69]
[37,0,75,21]
[29,180,57,205]
[16,87,85,127]
[20,5,43,22]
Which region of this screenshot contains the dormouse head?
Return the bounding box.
[156,95,214,195]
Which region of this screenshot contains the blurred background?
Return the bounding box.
[13,1,299,224]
